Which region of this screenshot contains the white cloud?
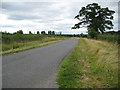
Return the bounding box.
[1,1,118,34]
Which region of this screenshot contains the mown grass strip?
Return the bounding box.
[57,38,118,88]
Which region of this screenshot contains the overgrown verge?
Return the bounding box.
[57,38,118,88]
[1,36,71,55]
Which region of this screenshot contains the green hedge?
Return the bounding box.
[97,34,118,43]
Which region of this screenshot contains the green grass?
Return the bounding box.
[57,38,118,88]
[1,36,71,55]
[97,34,118,43]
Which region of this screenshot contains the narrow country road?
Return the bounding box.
[2,39,78,88]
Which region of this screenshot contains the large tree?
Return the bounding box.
[72,3,115,38]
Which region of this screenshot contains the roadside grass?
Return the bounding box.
[1,37,71,55]
[57,38,118,88]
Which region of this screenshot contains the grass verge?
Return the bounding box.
[57,38,118,88]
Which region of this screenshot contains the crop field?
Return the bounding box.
[1,34,71,55]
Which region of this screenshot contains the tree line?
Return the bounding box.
[1,30,59,35]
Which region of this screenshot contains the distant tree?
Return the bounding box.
[17,30,23,34]
[29,31,32,34]
[60,32,62,35]
[73,34,76,37]
[13,32,17,35]
[1,31,11,35]
[41,31,46,35]
[80,33,84,37]
[48,31,52,35]
[72,3,115,39]
[52,31,55,35]
[37,31,40,34]
[80,33,88,38]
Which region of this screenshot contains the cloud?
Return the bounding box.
[1,1,118,34]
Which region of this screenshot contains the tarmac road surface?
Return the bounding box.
[2,39,78,88]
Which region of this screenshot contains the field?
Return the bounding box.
[1,34,71,55]
[57,38,118,88]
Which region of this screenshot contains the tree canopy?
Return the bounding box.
[72,3,115,38]
[37,31,40,34]
[48,31,55,35]
[16,30,23,34]
[29,31,32,34]
[41,31,46,35]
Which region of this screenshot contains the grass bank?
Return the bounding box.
[57,38,118,88]
[1,37,71,55]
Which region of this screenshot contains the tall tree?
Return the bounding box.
[72,3,115,38]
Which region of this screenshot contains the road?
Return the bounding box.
[2,39,78,88]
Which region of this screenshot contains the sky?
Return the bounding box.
[0,0,119,34]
